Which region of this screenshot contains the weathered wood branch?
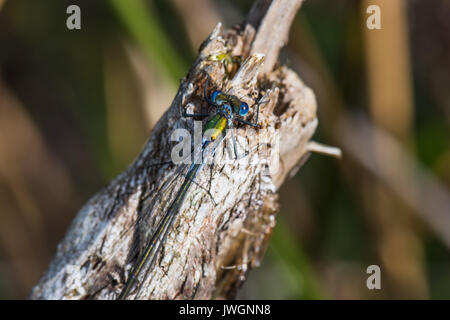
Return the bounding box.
[30,0,317,300]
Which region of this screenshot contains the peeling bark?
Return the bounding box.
[30,0,317,300]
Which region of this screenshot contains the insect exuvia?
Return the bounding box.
[208,51,242,79]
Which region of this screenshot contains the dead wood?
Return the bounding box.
[30,0,317,300]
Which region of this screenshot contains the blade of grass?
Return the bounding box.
[110,0,187,82]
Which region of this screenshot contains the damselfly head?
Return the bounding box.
[207,86,251,118]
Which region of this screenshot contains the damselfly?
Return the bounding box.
[117,74,262,300]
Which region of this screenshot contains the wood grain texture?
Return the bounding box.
[30,0,316,300]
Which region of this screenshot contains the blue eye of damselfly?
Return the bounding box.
[211,90,221,103]
[239,102,249,116]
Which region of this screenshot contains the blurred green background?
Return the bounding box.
[0,0,449,299]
